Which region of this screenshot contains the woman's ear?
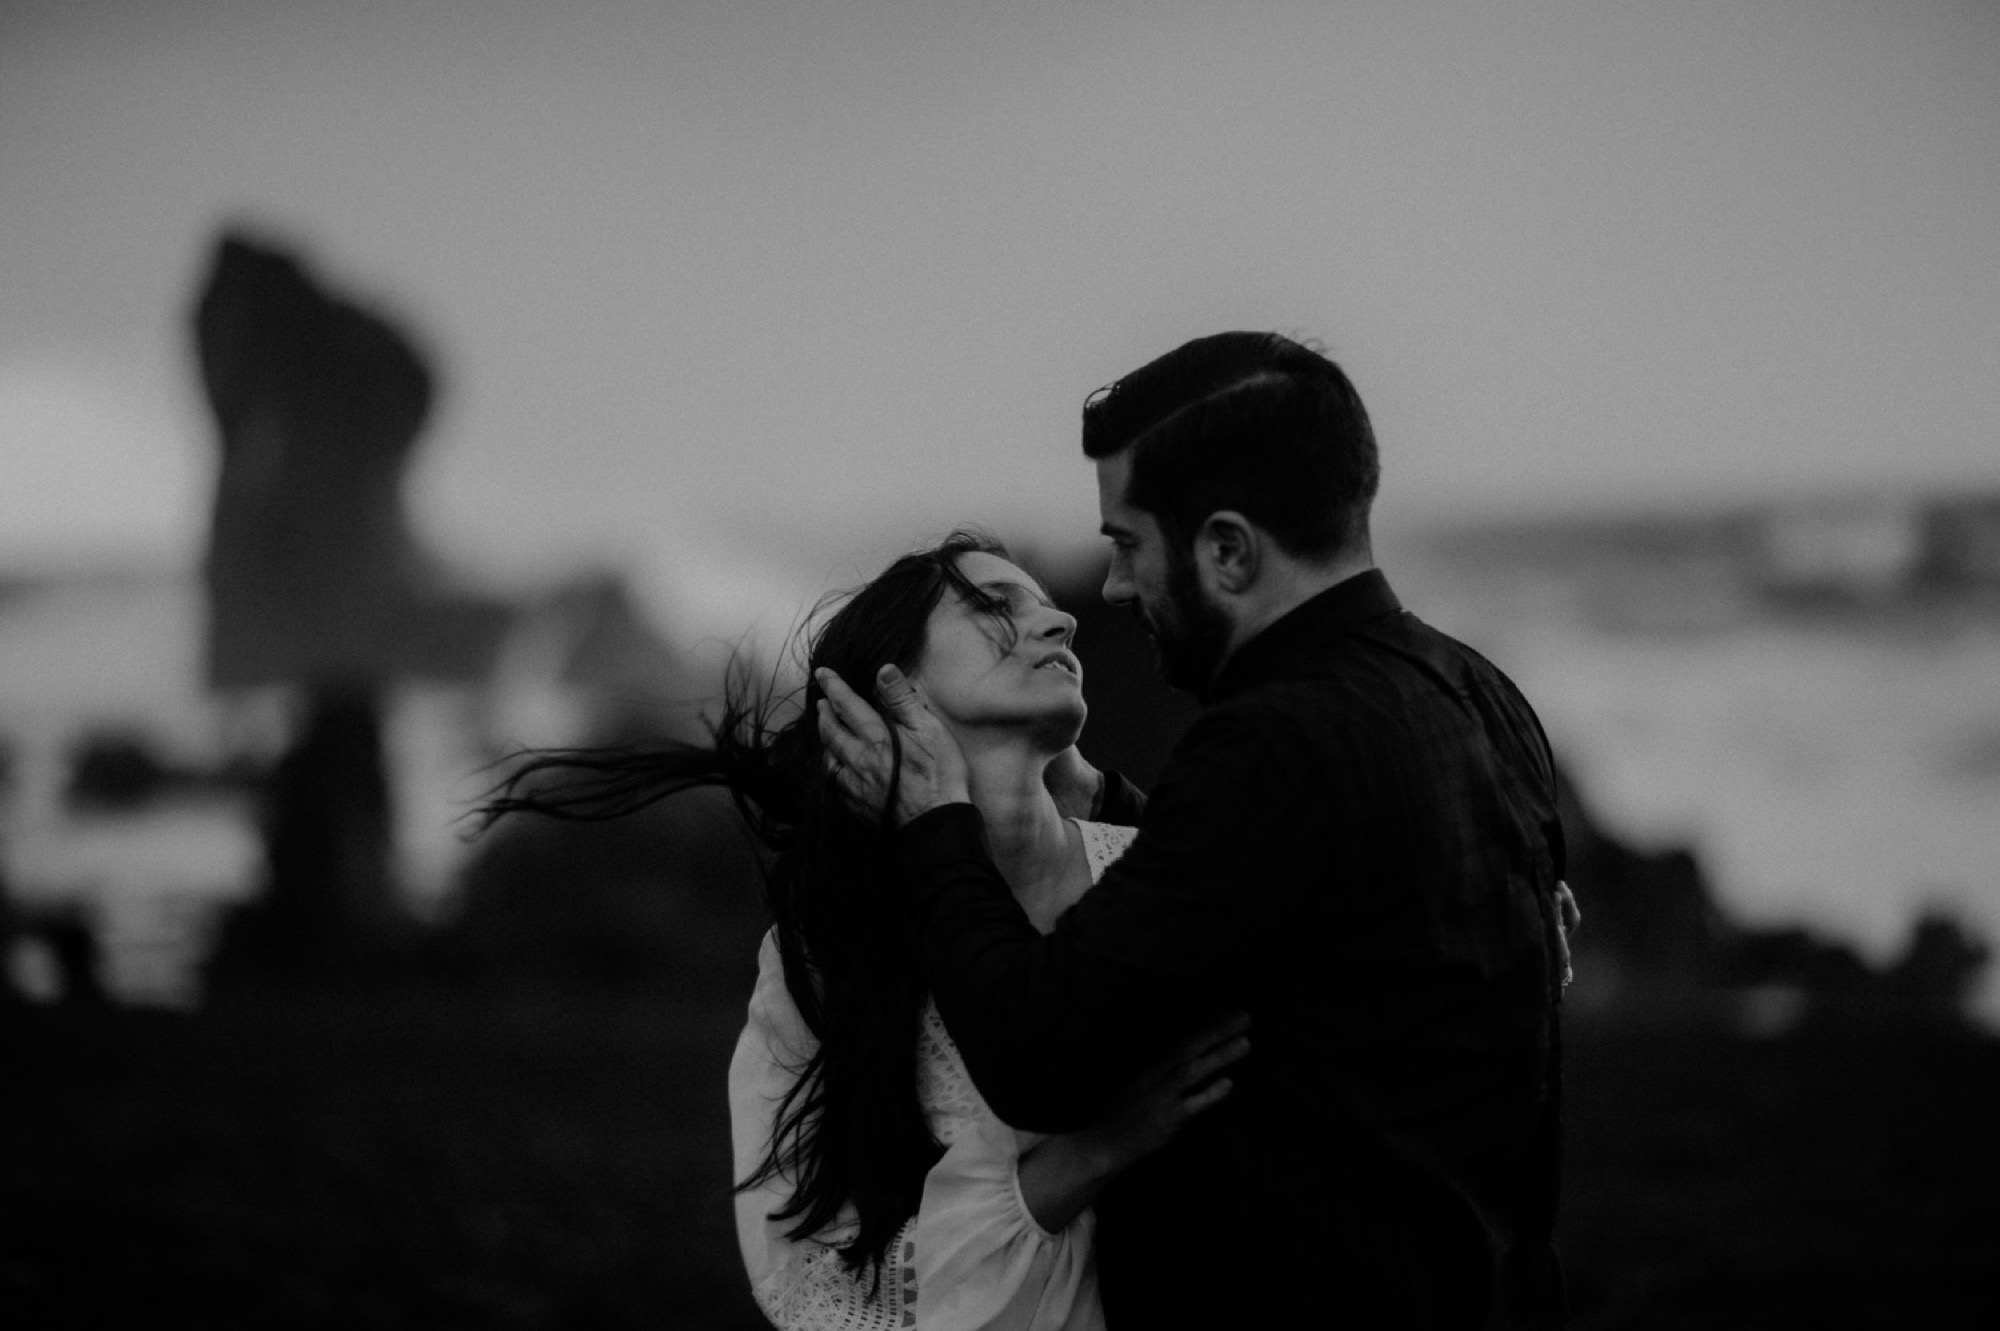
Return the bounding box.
[1196,511,1260,595]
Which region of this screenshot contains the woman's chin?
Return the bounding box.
[946,693,1086,753]
[1030,702,1088,754]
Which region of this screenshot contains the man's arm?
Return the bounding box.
[1015,1012,1248,1232]
[1042,745,1146,824]
[816,666,1301,1130]
[1092,769,1148,826]
[899,707,1301,1131]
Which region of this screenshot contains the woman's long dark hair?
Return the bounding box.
[478,530,1017,1280]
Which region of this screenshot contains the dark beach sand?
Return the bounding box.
[4,990,1994,1328]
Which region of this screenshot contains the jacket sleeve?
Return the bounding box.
[899,705,1308,1132]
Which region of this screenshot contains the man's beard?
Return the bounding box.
[1142,549,1233,694]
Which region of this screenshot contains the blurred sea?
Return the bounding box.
[1395,509,2000,1025]
[6,502,2000,1024]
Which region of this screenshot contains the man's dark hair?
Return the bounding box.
[1081,331,1379,561]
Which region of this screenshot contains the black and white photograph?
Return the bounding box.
[3,2,1996,1326]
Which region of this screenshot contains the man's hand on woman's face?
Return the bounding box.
[815,665,971,825]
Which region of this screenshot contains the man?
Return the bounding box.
[820,332,1570,1327]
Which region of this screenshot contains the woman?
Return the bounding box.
[483,532,1247,1330]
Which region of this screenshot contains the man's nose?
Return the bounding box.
[1101,565,1133,606]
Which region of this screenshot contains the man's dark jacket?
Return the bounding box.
[897,570,1567,1329]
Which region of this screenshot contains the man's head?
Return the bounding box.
[1086,332,1379,691]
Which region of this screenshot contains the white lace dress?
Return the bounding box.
[728,820,1136,1330]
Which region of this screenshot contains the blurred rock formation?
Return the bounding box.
[1558,766,1990,1032]
[205,686,411,978]
[191,233,498,981]
[1555,768,1726,981]
[195,233,512,686]
[188,230,697,990]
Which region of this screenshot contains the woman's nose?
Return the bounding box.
[1036,605,1077,646]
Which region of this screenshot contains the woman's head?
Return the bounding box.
[805,532,1085,760]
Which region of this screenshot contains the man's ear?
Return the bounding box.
[1195,511,1260,595]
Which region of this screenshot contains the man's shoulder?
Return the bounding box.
[1197,612,1545,754]
[1384,605,1530,681]
[1318,607,1537,709]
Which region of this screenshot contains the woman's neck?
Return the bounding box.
[958,732,1074,911]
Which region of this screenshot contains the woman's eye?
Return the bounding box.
[1010,588,1057,619]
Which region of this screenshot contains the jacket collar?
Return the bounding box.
[1204,568,1404,702]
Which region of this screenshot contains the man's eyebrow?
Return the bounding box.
[1099,521,1135,539]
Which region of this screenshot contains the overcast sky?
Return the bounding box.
[4,0,1997,631]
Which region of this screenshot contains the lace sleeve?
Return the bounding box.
[751,1216,919,1331]
[907,1001,1106,1330]
[910,1099,1103,1330]
[730,930,919,1330]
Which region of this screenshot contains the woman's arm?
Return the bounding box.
[1016,1013,1250,1233]
[1014,1133,1119,1238]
